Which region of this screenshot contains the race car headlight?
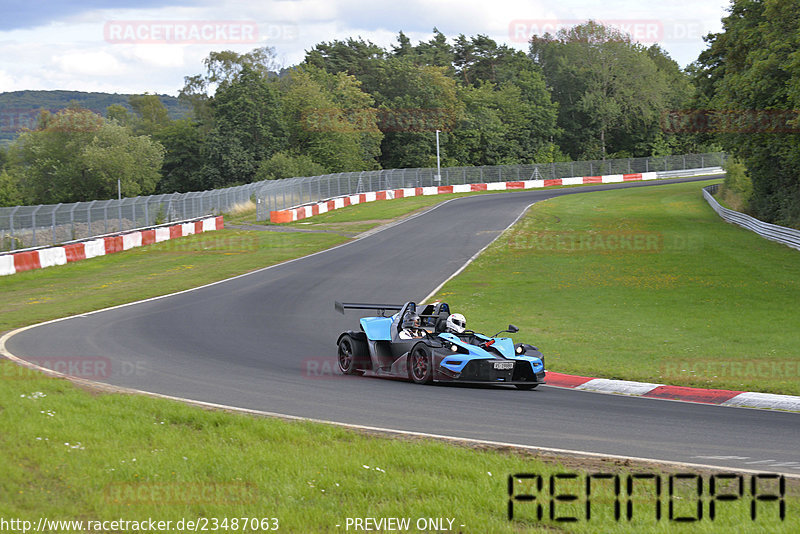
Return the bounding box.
[450,344,459,352]
[515,345,524,354]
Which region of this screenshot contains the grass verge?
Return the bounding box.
[429,179,800,395]
[2,177,798,532]
[0,227,347,333]
[1,359,797,533]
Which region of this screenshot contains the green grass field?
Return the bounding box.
[429,179,800,395]
[3,177,800,533]
[1,359,796,533]
[0,227,347,333]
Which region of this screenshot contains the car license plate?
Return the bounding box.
[493,361,514,370]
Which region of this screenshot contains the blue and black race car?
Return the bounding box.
[334,300,546,389]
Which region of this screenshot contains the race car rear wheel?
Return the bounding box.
[338,335,367,375]
[515,384,538,390]
[408,345,433,384]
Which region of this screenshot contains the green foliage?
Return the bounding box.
[200,65,287,187]
[694,0,800,227]
[304,38,387,96]
[105,104,133,127]
[530,21,691,160]
[11,108,164,203]
[0,90,188,146]
[128,93,170,135]
[153,119,207,193]
[153,203,166,225]
[0,168,22,207]
[179,46,281,128]
[721,158,753,208]
[279,67,381,173]
[373,59,460,169]
[255,151,328,181]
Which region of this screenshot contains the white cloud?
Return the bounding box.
[0,0,728,95]
[53,50,125,76]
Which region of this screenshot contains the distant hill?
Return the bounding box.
[0,90,191,146]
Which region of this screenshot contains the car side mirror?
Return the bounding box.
[508,324,519,333]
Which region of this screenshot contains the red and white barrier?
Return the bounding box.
[1,216,224,277]
[546,372,800,411]
[270,172,659,223]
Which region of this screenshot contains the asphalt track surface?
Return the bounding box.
[6,176,799,475]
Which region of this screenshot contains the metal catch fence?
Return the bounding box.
[253,153,726,221]
[0,152,725,252]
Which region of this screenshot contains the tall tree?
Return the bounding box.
[201,64,287,187]
[279,66,381,172]
[415,28,454,69]
[180,46,281,129]
[530,21,686,159]
[129,93,170,135]
[304,38,387,95]
[694,0,800,226]
[372,58,460,169]
[10,108,163,203]
[153,119,207,193]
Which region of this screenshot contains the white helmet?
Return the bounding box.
[446,313,466,334]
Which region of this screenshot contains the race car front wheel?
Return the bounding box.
[409,345,433,384]
[338,335,368,375]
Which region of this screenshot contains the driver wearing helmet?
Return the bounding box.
[399,312,425,339]
[445,313,466,335]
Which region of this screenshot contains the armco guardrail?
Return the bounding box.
[703,184,800,251]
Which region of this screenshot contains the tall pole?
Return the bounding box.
[117,178,122,231]
[435,129,441,184]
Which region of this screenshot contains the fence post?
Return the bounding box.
[87,200,95,236]
[69,203,77,241]
[32,205,42,247]
[52,204,61,245]
[9,206,19,251]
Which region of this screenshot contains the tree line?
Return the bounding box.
[2,12,792,227]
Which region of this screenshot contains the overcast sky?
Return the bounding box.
[0,0,731,96]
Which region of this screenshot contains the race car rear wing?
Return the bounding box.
[335,301,404,316]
